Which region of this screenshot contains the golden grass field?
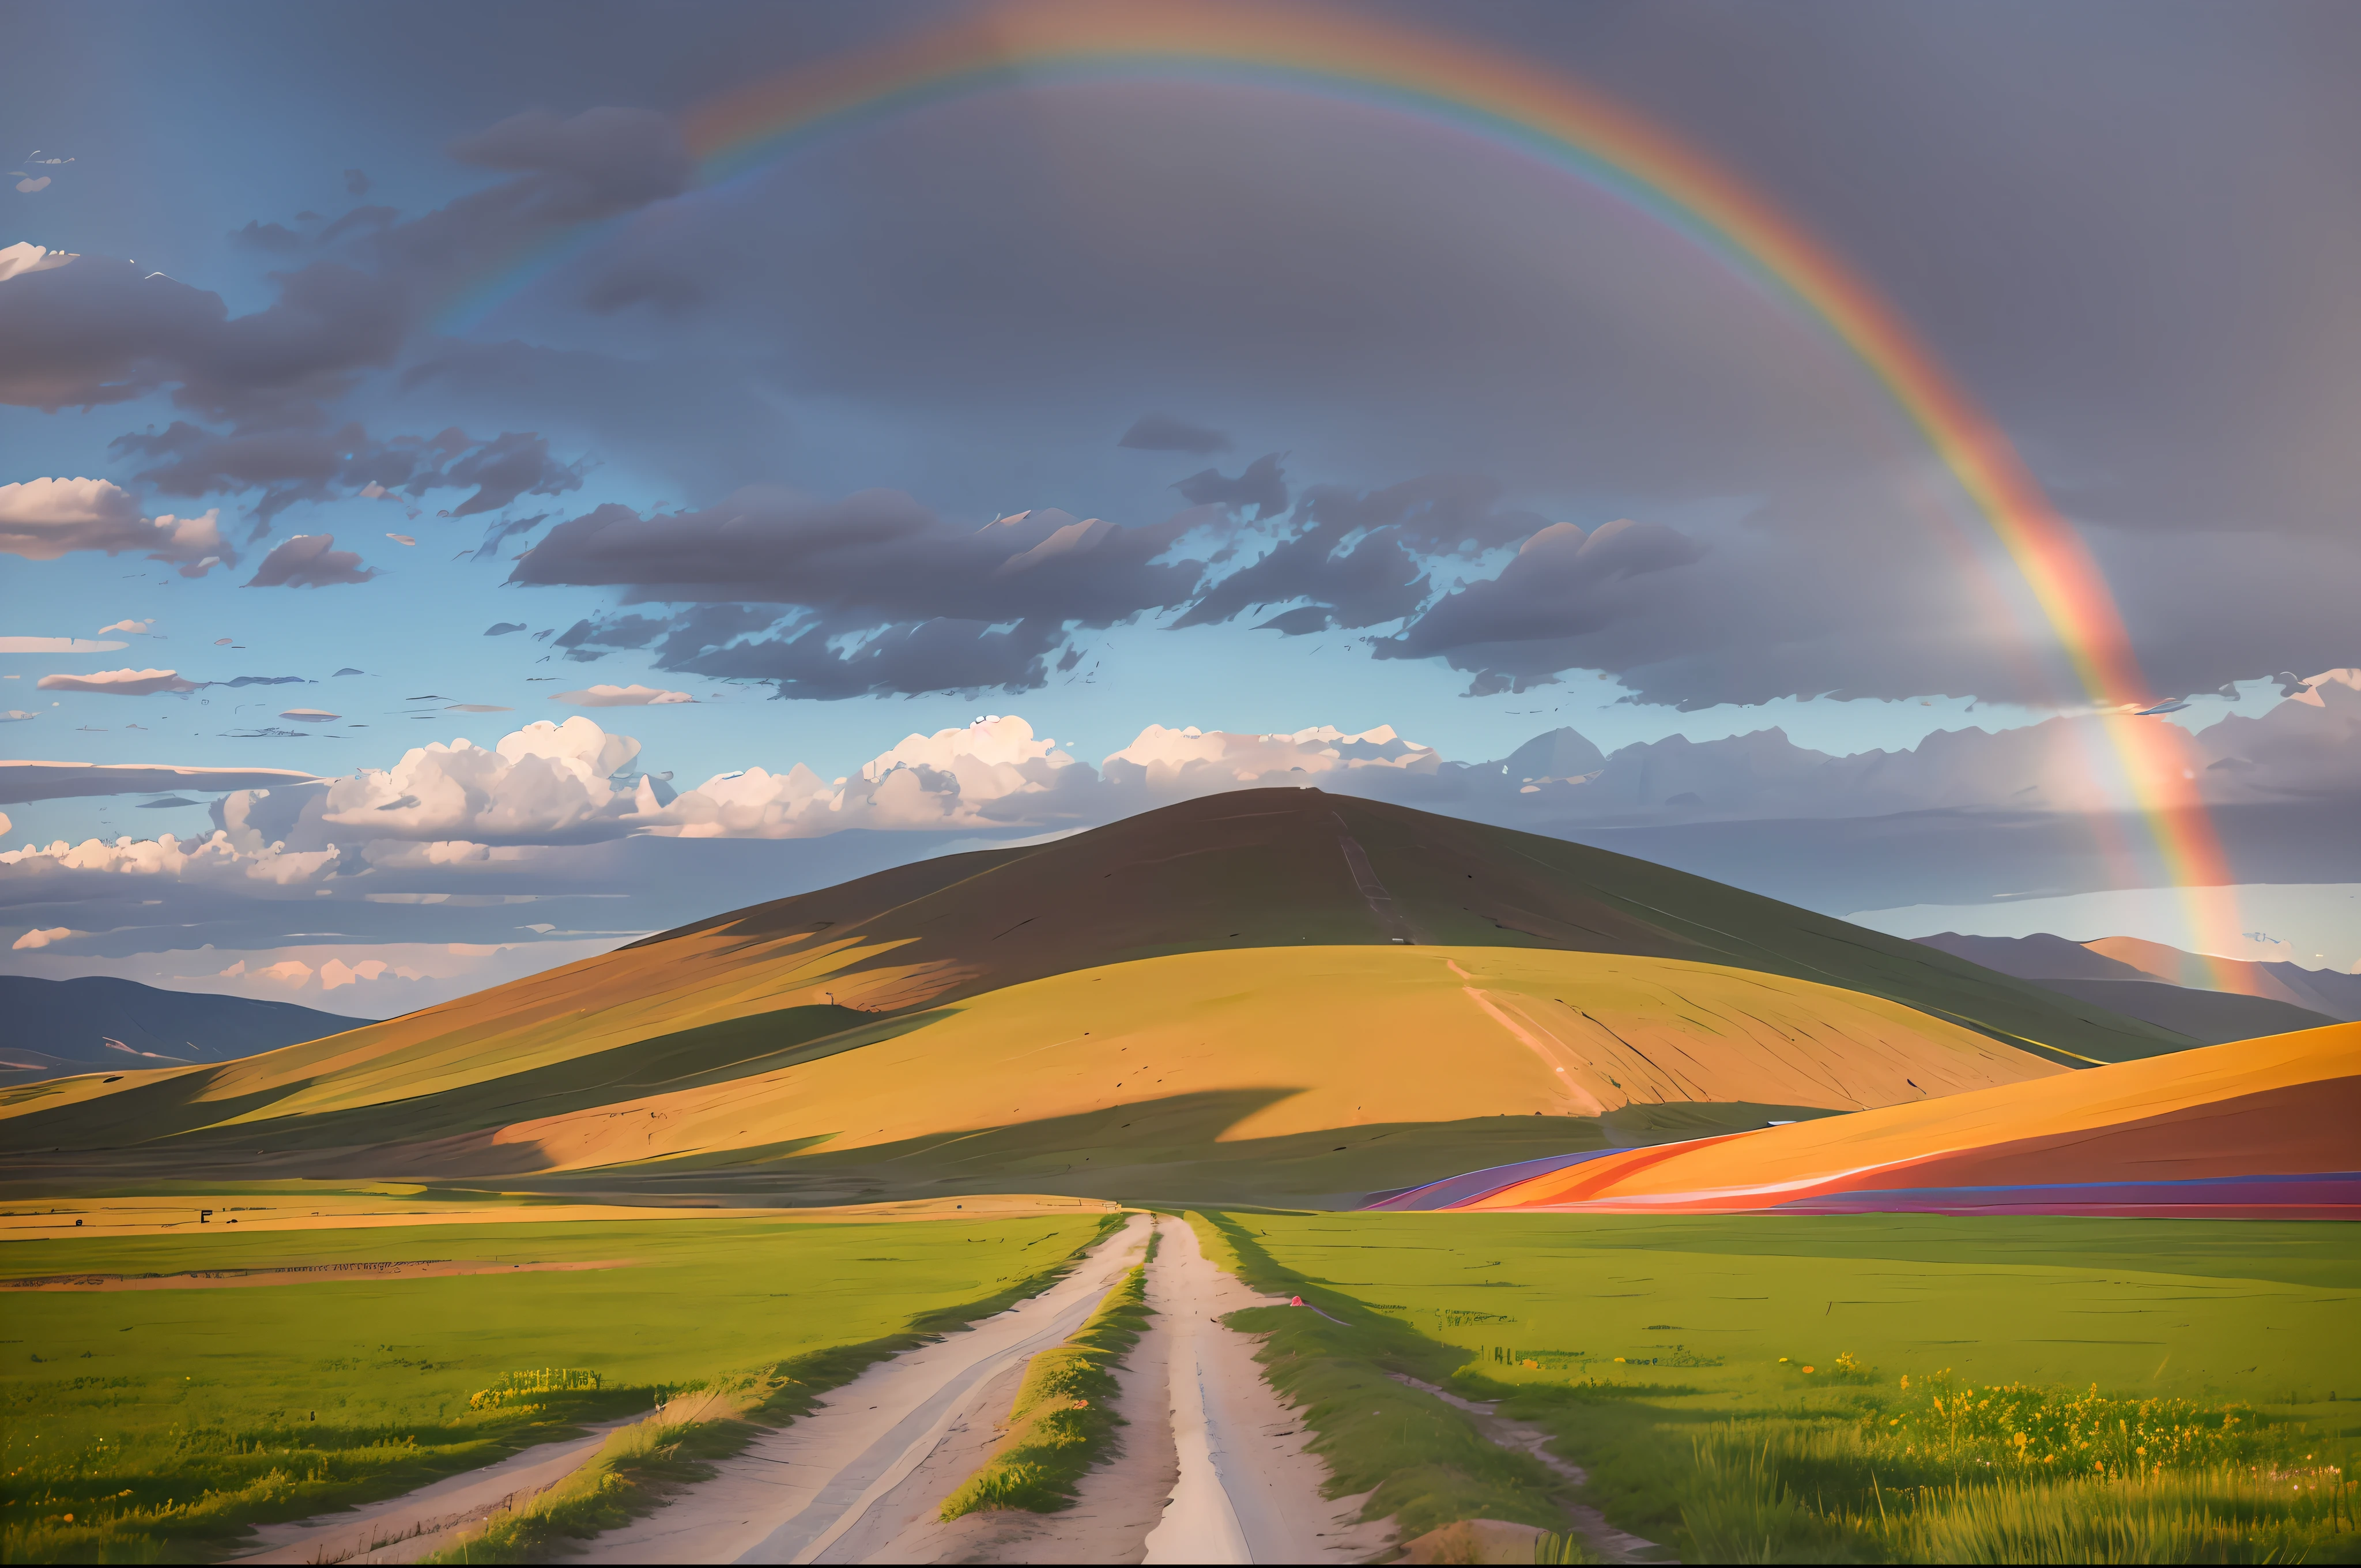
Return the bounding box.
[479,944,2066,1171]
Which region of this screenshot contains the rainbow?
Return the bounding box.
[446,0,2241,975]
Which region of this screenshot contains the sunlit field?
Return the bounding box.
[1230,1210,2361,1562]
[1,1212,1107,1563]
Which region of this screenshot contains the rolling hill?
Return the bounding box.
[1396,1020,2359,1219]
[0,976,372,1085]
[0,789,2215,1205]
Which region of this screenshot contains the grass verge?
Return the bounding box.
[417,1213,1125,1564]
[937,1230,1157,1518]
[1674,1380,2360,1565]
[1175,1209,1573,1541]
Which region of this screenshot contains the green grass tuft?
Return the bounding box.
[938,1235,1156,1520]
[1683,1419,2360,1565]
[1177,1210,1572,1540]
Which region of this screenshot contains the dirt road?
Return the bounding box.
[230,1414,645,1565]
[254,1210,1391,1565]
[579,1211,1387,1563]
[577,1214,1155,1565]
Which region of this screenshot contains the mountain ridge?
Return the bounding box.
[0,975,374,1085]
[1917,931,2357,1042]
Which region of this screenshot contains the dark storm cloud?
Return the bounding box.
[10,102,688,480]
[532,6,2348,707]
[437,432,582,517]
[471,511,551,561]
[110,421,583,526]
[1376,519,1707,691]
[447,107,691,217]
[1174,454,1288,520]
[513,495,1208,698]
[1174,524,1428,634]
[396,339,787,495]
[345,109,694,306]
[554,613,666,652]
[1118,412,1231,455]
[0,261,229,410]
[0,256,404,420]
[244,533,377,587]
[514,491,1204,627]
[8,8,2351,713]
[1170,469,1558,639]
[672,616,1070,700]
[1295,474,1546,555]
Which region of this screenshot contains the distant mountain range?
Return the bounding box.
[0,976,372,1085]
[1913,932,2359,1043]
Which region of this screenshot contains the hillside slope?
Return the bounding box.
[262,946,2057,1162]
[0,789,2199,1203]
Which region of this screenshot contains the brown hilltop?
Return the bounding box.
[0,788,2198,1203]
[629,786,2192,1061]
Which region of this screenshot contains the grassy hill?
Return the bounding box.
[0,789,2208,1205]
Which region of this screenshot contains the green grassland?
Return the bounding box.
[0,1212,1107,1563]
[1206,1211,2361,1562]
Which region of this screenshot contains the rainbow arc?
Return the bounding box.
[440,0,2240,972]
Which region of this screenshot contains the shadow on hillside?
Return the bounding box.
[469,1092,1840,1210]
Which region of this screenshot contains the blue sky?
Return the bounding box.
[5,1,2355,1008]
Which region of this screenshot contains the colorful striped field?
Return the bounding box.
[1375,1021,2360,1219]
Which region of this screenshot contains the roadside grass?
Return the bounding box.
[1,1212,1111,1565]
[1683,1401,2358,1564]
[1178,1209,1574,1540]
[938,1229,1157,1519]
[1224,1211,2361,1563]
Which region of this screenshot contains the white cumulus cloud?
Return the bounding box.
[0,243,76,281]
[1099,722,1439,802]
[0,477,225,566]
[312,715,651,844]
[653,715,1095,839]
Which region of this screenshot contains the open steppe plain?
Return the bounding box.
[6,794,2352,1562]
[5,1194,2354,1563]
